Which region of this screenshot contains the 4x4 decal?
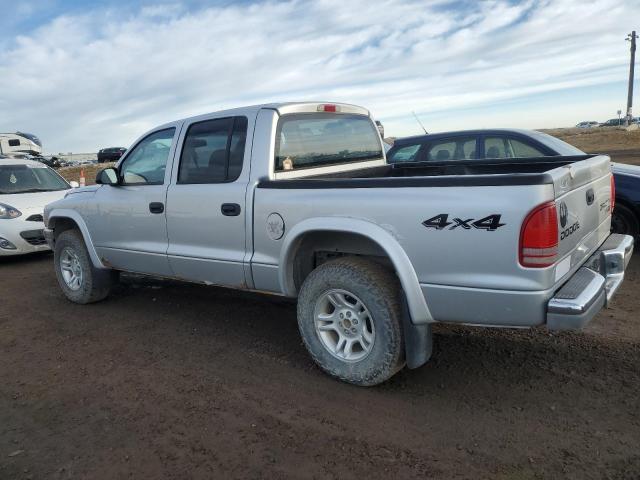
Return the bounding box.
[422,214,505,231]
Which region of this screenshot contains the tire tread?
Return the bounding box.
[54,229,116,304]
[297,256,405,386]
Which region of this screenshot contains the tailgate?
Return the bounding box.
[547,155,613,279]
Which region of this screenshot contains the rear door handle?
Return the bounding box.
[149,202,164,214]
[221,203,241,216]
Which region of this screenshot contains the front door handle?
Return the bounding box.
[221,203,241,216]
[149,202,164,214]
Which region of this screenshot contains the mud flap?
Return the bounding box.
[402,295,433,369]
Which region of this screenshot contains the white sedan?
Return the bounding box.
[0,159,77,256]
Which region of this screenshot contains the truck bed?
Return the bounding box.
[253,153,613,328]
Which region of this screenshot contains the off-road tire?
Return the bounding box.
[297,257,405,386]
[54,229,118,304]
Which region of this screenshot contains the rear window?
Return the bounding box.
[532,132,585,156]
[274,113,382,171]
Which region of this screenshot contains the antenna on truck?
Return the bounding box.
[412,111,428,134]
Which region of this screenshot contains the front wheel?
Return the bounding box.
[297,257,405,386]
[54,229,118,304]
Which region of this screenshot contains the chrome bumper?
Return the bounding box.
[547,234,634,331]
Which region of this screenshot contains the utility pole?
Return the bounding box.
[625,30,637,126]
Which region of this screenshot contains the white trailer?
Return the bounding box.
[0,132,43,156]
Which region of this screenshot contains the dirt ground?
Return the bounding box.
[545,127,640,153]
[57,163,115,186]
[1,253,639,479]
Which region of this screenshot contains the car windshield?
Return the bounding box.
[531,132,585,156]
[275,113,382,171]
[0,164,69,194]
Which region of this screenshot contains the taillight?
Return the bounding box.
[610,175,615,212]
[317,104,339,112]
[520,201,559,268]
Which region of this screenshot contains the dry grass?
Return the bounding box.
[543,127,640,153]
[542,127,640,166]
[58,162,115,185]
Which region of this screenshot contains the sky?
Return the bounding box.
[0,0,638,153]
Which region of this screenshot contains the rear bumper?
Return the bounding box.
[546,233,634,330]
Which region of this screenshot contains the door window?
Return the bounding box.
[484,137,509,158]
[426,138,477,161]
[387,144,421,163]
[120,128,175,185]
[507,138,545,157]
[178,116,248,183]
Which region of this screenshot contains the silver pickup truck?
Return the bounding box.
[44,102,633,386]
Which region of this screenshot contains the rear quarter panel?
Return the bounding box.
[251,183,564,293]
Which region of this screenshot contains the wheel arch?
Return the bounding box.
[612,197,640,236]
[279,217,433,325]
[47,209,106,269]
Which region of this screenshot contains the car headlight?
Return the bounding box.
[0,202,22,219]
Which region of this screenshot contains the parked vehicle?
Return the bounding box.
[386,128,640,238]
[607,163,640,237]
[0,132,43,156]
[97,147,127,163]
[1,153,62,169]
[0,159,77,256]
[44,102,632,386]
[37,155,63,169]
[600,118,623,127]
[576,121,599,128]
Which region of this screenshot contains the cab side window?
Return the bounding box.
[120,128,176,185]
[178,116,247,184]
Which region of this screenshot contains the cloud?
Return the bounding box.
[0,0,637,152]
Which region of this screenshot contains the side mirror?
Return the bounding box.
[96,167,119,186]
[69,181,80,188]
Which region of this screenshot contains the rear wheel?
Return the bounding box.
[611,203,639,238]
[54,229,118,304]
[297,257,405,386]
